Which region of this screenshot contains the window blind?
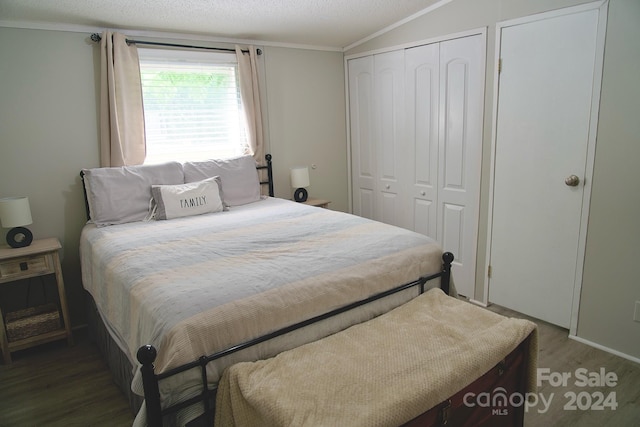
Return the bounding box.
[138,49,248,164]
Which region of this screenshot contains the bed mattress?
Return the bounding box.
[80,197,445,424]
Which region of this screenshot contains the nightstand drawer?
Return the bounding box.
[0,254,54,281]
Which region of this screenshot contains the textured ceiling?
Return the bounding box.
[0,0,446,49]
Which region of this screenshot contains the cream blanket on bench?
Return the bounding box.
[215,288,538,427]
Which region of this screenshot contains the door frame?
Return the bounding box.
[483,0,609,335]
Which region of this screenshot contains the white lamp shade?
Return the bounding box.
[290,167,310,188]
[0,197,33,228]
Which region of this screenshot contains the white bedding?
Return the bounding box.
[80,197,446,425]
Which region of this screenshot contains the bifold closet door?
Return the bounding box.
[437,35,484,298]
[405,35,484,298]
[349,50,407,228]
[374,50,407,229]
[349,55,376,221]
[405,43,440,239]
[349,34,484,298]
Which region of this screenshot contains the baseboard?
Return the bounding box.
[569,334,640,365]
[468,299,489,308]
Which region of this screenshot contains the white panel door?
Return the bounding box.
[348,56,376,220]
[374,50,407,228]
[489,9,601,327]
[437,36,484,298]
[405,43,440,239]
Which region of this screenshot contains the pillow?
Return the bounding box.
[183,155,261,206]
[151,176,226,220]
[82,162,184,226]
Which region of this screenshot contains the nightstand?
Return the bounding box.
[302,198,331,209]
[0,238,73,363]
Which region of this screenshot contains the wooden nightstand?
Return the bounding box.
[0,238,73,363]
[302,198,331,208]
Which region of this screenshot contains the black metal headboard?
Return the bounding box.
[80,154,274,221]
[258,153,274,197]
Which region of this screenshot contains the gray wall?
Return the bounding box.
[345,0,640,360]
[0,27,347,326]
[0,29,98,324]
[578,0,640,359]
[264,47,348,207]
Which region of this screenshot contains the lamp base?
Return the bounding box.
[294,188,308,202]
[6,227,33,248]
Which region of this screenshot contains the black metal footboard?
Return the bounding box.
[137,252,454,426]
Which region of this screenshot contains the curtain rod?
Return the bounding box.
[90,33,262,55]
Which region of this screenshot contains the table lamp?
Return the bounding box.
[0,197,34,248]
[290,166,310,202]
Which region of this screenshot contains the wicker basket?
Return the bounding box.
[5,303,61,342]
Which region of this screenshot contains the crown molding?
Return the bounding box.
[0,19,343,53]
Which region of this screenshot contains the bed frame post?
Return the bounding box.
[441,252,454,296]
[257,154,274,197]
[79,171,91,220]
[265,154,274,197]
[137,345,162,427]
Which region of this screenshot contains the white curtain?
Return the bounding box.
[100,31,146,167]
[235,45,264,164]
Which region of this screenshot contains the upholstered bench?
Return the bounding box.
[215,288,537,427]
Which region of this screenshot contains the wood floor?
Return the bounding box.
[487,304,640,427]
[0,306,638,426]
[0,329,135,426]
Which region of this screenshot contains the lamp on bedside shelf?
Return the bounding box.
[290,166,310,202]
[0,196,34,248]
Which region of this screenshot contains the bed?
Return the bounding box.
[79,154,536,427]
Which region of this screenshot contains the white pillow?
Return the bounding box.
[151,176,226,220]
[82,162,184,226]
[183,155,261,206]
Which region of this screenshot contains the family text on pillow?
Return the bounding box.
[151,176,226,220]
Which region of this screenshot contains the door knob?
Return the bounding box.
[565,175,580,187]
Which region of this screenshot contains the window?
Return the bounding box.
[138,48,248,164]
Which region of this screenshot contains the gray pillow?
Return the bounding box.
[183,155,261,207]
[82,162,184,226]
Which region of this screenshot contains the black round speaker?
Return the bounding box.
[294,188,308,203]
[6,227,33,248]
